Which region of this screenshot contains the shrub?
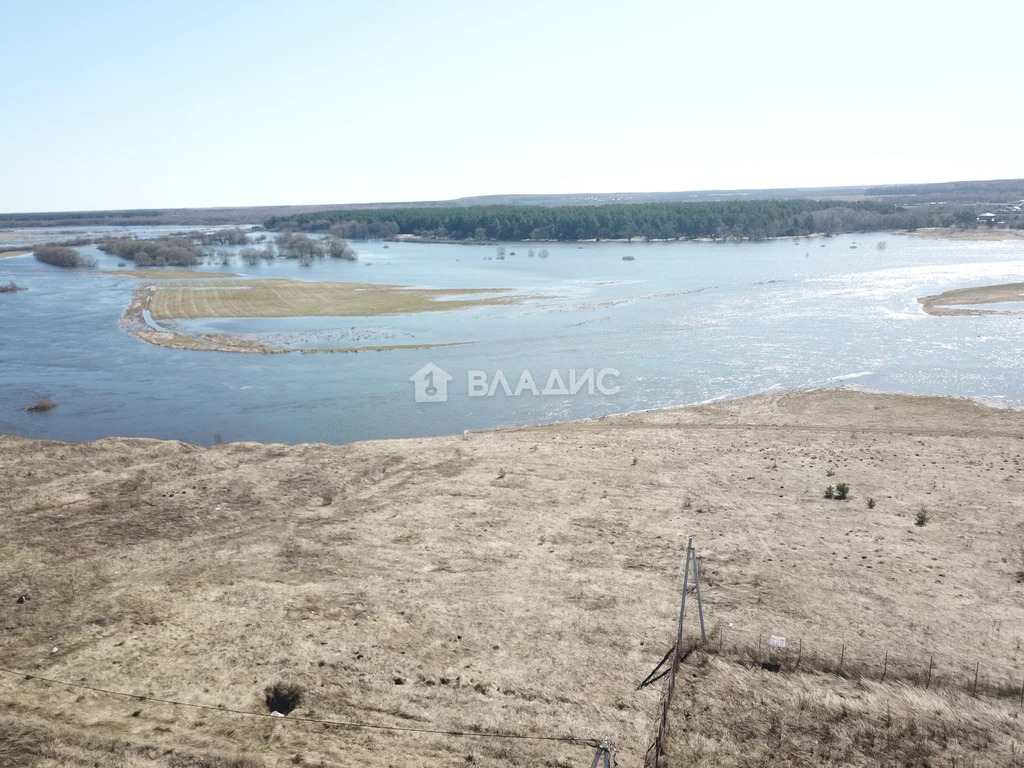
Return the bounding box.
[496,468,506,479]
[824,485,834,499]
[99,237,201,266]
[834,483,850,500]
[915,508,930,527]
[27,398,57,412]
[0,281,25,293]
[34,245,96,268]
[867,497,876,509]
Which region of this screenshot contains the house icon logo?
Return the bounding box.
[409,363,453,403]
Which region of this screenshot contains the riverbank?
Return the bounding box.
[909,227,1024,241]
[3,388,1024,766]
[919,282,1024,316]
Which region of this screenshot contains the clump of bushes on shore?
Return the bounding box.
[199,227,249,246]
[99,237,202,266]
[824,482,850,500]
[276,231,356,261]
[34,245,97,268]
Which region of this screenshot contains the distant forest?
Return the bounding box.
[864,179,1024,204]
[265,199,988,241]
[3,179,1022,231]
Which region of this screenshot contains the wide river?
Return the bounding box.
[2,233,1024,445]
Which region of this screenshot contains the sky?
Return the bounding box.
[2,0,1022,213]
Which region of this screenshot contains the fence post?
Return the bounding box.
[794,638,802,671]
[926,655,934,689]
[1019,679,1023,708]
[881,650,888,682]
[694,554,707,643]
[839,644,844,674]
[973,661,980,696]
[674,539,693,665]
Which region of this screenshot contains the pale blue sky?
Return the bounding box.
[2,0,1021,213]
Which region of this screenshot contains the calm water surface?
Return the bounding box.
[2,233,1023,445]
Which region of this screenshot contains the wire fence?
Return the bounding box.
[643,625,1024,768]
[705,624,1024,703]
[642,541,1024,767]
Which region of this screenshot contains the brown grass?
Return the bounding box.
[661,655,1024,767]
[141,279,526,319]
[919,283,1024,316]
[2,389,1024,766]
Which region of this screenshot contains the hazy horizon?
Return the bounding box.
[3,0,1022,214]
[0,177,1010,217]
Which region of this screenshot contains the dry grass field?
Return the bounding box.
[662,655,1024,767]
[920,282,1024,316]
[2,389,1024,766]
[142,280,524,320]
[116,278,515,353]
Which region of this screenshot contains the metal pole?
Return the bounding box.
[693,553,707,643]
[674,539,693,661]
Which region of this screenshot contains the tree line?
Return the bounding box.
[265,199,974,241]
[96,231,357,267]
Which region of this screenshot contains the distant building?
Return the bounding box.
[977,212,998,222]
